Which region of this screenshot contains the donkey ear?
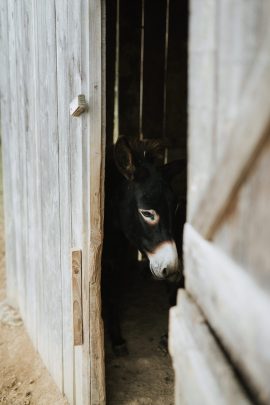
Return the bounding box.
[114,136,136,180]
[162,159,186,181]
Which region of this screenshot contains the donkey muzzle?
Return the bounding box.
[146,240,180,282]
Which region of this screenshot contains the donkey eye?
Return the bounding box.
[141,210,154,219]
[138,209,159,225]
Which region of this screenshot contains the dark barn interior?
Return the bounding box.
[104,0,188,402]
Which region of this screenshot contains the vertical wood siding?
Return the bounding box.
[0,0,105,403]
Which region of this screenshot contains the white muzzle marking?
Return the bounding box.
[146,240,179,280]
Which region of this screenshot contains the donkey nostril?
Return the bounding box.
[162,268,168,278]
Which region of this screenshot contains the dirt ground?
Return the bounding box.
[105,265,175,405]
[0,300,68,405]
[0,154,174,405]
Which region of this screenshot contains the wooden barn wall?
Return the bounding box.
[187,0,217,221]
[170,1,270,404]
[0,1,105,404]
[106,0,187,158]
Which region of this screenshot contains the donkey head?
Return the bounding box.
[114,136,184,283]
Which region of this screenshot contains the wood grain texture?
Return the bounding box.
[191,54,270,239]
[67,0,84,402]
[190,1,270,239]
[33,0,49,371]
[55,1,74,401]
[2,0,64,389]
[6,0,22,311]
[87,0,106,403]
[77,0,106,403]
[188,0,217,221]
[1,0,93,400]
[215,0,270,160]
[31,0,47,376]
[186,3,270,405]
[81,0,92,402]
[14,0,29,322]
[214,135,270,292]
[184,223,270,404]
[37,0,63,390]
[72,249,83,346]
[22,0,38,347]
[169,290,252,405]
[0,0,17,306]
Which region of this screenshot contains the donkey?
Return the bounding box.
[102,135,185,355]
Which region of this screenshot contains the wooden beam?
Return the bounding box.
[184,223,270,405]
[86,0,106,404]
[190,44,270,239]
[54,0,74,400]
[169,290,252,405]
[187,0,217,221]
[0,0,17,306]
[72,249,83,346]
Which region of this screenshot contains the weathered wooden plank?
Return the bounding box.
[89,240,105,405]
[22,0,38,346]
[86,0,106,403]
[2,0,73,398]
[191,40,270,239]
[215,0,269,160]
[45,0,63,389]
[72,249,83,346]
[31,0,47,371]
[187,0,217,221]
[15,0,29,324]
[214,135,270,292]
[55,1,74,401]
[37,0,63,390]
[184,223,270,404]
[6,0,22,311]
[79,0,106,403]
[68,0,83,249]
[0,0,17,306]
[67,1,84,402]
[33,0,49,369]
[81,0,92,402]
[169,290,252,405]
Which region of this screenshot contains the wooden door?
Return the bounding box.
[169,1,270,404]
[0,0,106,403]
